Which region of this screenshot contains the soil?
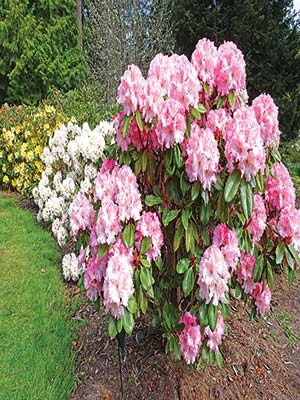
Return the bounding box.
[7,191,299,400]
[70,274,300,400]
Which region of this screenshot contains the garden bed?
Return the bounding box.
[70,274,299,400]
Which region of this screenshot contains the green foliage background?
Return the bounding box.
[0,0,85,105]
[173,0,300,141]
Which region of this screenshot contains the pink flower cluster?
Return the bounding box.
[178,312,202,364]
[252,282,271,316]
[215,41,246,96]
[213,224,240,271]
[248,194,267,242]
[225,107,265,181]
[135,211,163,262]
[69,193,95,237]
[84,255,107,301]
[206,109,231,140]
[237,251,256,294]
[116,38,247,152]
[185,123,220,190]
[198,245,230,305]
[266,162,295,211]
[277,205,300,250]
[102,240,135,319]
[252,94,280,148]
[205,311,224,352]
[117,65,145,116]
[191,38,218,90]
[94,160,142,245]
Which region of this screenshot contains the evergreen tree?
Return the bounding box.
[173,0,300,140]
[0,0,85,104]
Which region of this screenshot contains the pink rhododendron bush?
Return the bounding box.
[70,38,299,367]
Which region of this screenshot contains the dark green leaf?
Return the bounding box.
[182,268,195,296]
[266,261,275,290]
[127,295,138,314]
[217,96,225,109]
[191,107,201,120]
[140,267,152,291]
[108,316,117,339]
[253,254,264,282]
[122,114,133,137]
[288,244,300,266]
[199,302,209,326]
[224,169,241,203]
[162,209,180,226]
[135,110,143,131]
[145,194,162,206]
[123,223,135,248]
[182,208,191,230]
[140,236,152,254]
[176,257,190,274]
[123,310,134,335]
[276,242,285,264]
[138,289,148,314]
[228,91,236,109]
[98,243,109,258]
[191,181,200,201]
[173,224,184,252]
[240,179,253,220]
[285,248,294,269]
[198,103,207,114]
[215,350,223,368]
[208,303,218,331]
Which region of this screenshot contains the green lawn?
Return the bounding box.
[0,194,76,400]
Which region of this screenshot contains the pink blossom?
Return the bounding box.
[95,199,122,245]
[252,282,271,316]
[266,162,295,210]
[89,223,98,256]
[206,109,231,140]
[185,123,220,190]
[94,160,118,202]
[198,245,230,305]
[69,193,95,237]
[191,38,218,90]
[117,64,145,115]
[178,312,202,364]
[115,165,142,221]
[148,53,172,93]
[156,100,186,148]
[135,211,163,262]
[102,239,134,319]
[252,94,280,148]
[215,41,246,96]
[205,311,224,352]
[225,107,265,181]
[248,194,267,242]
[213,224,240,271]
[277,205,300,251]
[84,255,107,301]
[167,54,200,111]
[140,77,164,123]
[237,251,256,294]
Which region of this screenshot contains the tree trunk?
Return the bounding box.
[76,0,83,49]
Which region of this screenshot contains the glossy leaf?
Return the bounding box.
[176,258,190,274]
[240,179,253,220]
[182,268,194,297]
[123,223,135,248]
[224,169,241,203]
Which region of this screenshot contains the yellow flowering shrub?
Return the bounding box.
[0,103,69,195]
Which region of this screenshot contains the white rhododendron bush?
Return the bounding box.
[32,121,115,280]
[67,38,298,367]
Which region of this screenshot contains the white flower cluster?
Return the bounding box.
[62,252,85,281]
[32,120,115,280]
